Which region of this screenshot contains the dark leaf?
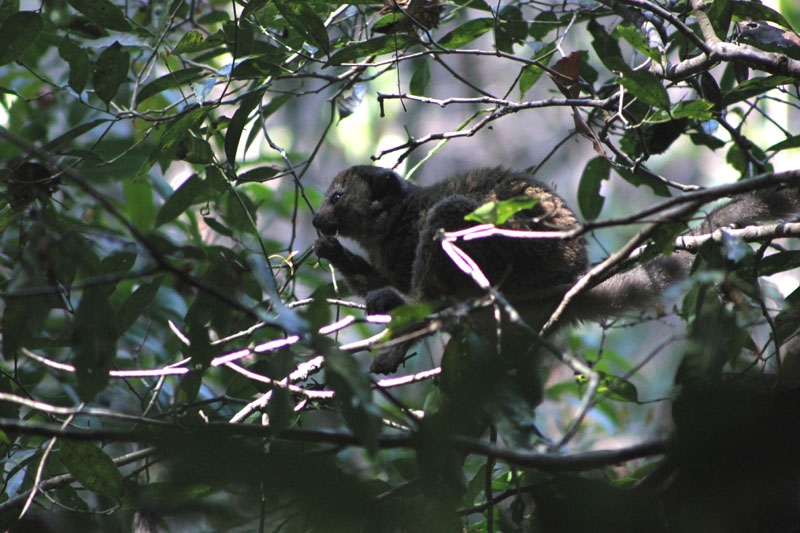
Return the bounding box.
[0,11,43,66]
[325,348,381,456]
[155,173,206,227]
[578,156,609,220]
[93,41,130,104]
[173,30,226,55]
[225,89,265,165]
[117,277,164,333]
[236,166,281,183]
[438,18,494,48]
[58,37,91,92]
[68,0,132,32]
[72,287,119,401]
[274,0,330,55]
[329,35,416,65]
[136,67,206,105]
[59,441,124,500]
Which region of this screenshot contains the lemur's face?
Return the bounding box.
[312,166,404,238]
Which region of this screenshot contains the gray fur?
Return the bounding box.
[313,165,799,373]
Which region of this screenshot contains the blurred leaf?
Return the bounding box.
[176,136,214,164]
[438,18,494,48]
[155,174,206,227]
[613,24,662,61]
[464,195,539,224]
[274,0,330,55]
[236,166,281,183]
[706,0,733,38]
[588,19,627,72]
[326,350,381,456]
[43,119,107,152]
[58,37,91,92]
[520,42,555,97]
[495,5,527,53]
[578,156,609,220]
[409,60,430,96]
[93,42,130,104]
[225,89,265,165]
[173,30,226,55]
[768,135,800,152]
[529,11,559,40]
[72,287,119,401]
[329,35,416,65]
[0,11,42,66]
[159,107,210,153]
[68,0,132,32]
[757,250,800,276]
[59,441,124,500]
[124,176,157,231]
[136,67,205,105]
[619,69,669,110]
[734,2,795,30]
[612,165,671,197]
[387,301,438,335]
[117,277,164,333]
[722,75,795,106]
[576,371,639,402]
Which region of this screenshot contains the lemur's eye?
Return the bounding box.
[331,192,343,204]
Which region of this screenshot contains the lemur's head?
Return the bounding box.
[313,166,407,238]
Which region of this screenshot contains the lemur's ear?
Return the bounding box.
[369,168,404,201]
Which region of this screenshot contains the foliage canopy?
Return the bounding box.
[1,0,800,531]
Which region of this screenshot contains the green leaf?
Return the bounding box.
[722,76,795,106]
[58,37,91,92]
[274,0,330,55]
[325,349,381,456]
[59,441,124,500]
[155,174,206,227]
[613,24,662,62]
[671,99,715,120]
[387,301,438,335]
[159,106,209,153]
[618,69,669,110]
[529,11,559,40]
[438,18,494,48]
[176,136,214,164]
[733,1,795,30]
[464,195,539,224]
[328,35,416,65]
[576,371,639,402]
[768,135,800,152]
[67,0,132,32]
[758,251,800,276]
[93,41,130,104]
[612,165,671,197]
[43,119,107,152]
[519,42,555,97]
[136,67,205,105]
[588,19,627,72]
[236,166,281,183]
[124,177,156,231]
[706,0,733,38]
[72,287,119,401]
[117,277,164,333]
[173,29,225,55]
[578,156,609,221]
[495,5,527,53]
[409,60,431,96]
[225,89,265,165]
[202,216,233,237]
[0,11,43,66]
